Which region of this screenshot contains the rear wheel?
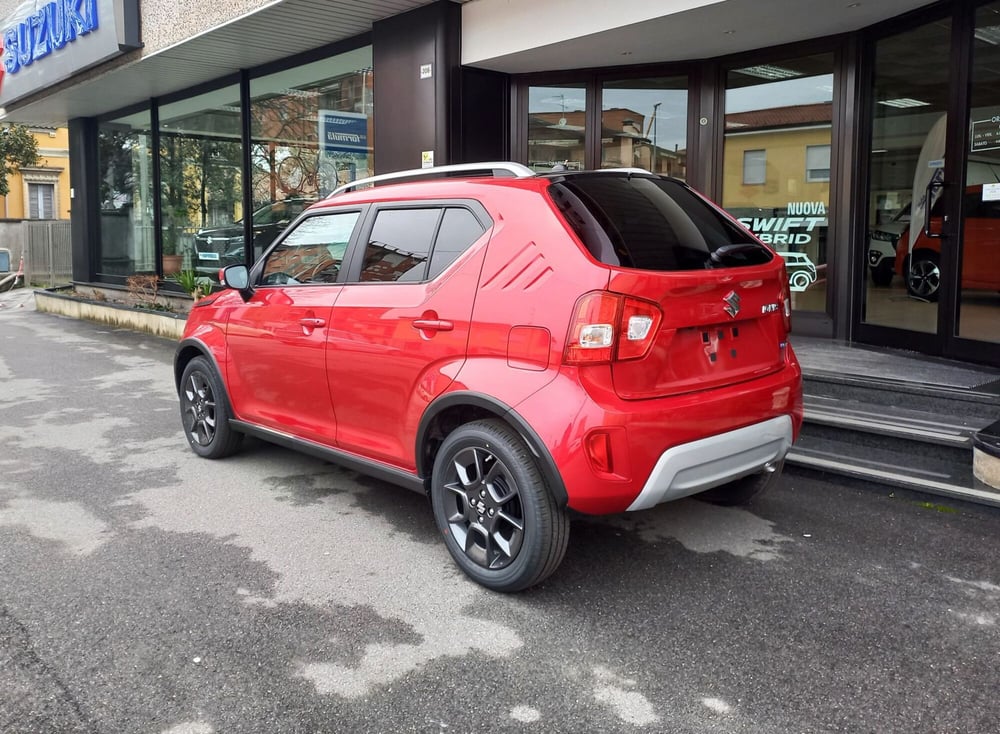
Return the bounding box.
[906,251,940,301]
[430,419,569,592]
[696,460,784,506]
[179,356,243,459]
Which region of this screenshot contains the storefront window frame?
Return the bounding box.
[95,109,155,280]
[851,0,1000,366]
[511,39,844,330]
[92,33,373,286]
[599,74,691,178]
[716,40,847,331]
[511,64,698,181]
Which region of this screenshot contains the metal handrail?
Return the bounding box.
[327,162,536,197]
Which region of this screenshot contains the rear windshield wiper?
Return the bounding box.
[709,243,766,266]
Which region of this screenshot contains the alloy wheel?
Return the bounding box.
[182,371,218,446]
[441,446,525,570]
[908,258,940,299]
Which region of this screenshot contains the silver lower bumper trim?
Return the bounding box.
[626,415,793,511]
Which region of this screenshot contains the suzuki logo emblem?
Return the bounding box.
[723,290,741,319]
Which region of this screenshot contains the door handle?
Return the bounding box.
[412,319,454,332]
[924,180,945,239]
[299,317,326,328]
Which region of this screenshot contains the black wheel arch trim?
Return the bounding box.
[416,392,569,507]
[174,338,225,393]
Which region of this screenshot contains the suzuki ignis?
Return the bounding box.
[175,163,802,592]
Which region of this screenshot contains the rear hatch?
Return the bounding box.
[547,173,790,400]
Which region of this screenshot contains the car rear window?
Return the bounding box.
[547,174,773,271]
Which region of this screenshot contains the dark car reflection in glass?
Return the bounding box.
[193,197,316,277]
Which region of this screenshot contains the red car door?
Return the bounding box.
[326,205,489,470]
[225,210,361,445]
[961,192,1000,290]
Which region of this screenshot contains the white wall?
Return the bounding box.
[461,0,722,67]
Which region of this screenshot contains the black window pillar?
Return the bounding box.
[68,117,100,282]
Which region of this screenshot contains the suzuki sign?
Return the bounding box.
[0,0,139,108]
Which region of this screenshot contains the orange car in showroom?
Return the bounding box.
[897,184,1000,301]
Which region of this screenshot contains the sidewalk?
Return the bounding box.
[791,334,1000,391]
[0,286,35,312]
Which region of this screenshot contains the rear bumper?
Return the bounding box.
[513,350,802,514]
[625,415,792,510]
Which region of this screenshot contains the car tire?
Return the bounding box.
[430,419,570,592]
[906,250,940,302]
[871,260,894,287]
[696,460,784,506]
[178,356,243,459]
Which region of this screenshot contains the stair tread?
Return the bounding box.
[802,369,1000,406]
[792,432,970,478]
[803,394,989,444]
[787,434,1000,508]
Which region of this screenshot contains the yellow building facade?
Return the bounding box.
[2,127,71,221]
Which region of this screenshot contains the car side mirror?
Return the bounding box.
[221,264,252,300]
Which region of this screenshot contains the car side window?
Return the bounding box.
[358,209,440,282]
[427,208,487,279]
[260,211,359,286]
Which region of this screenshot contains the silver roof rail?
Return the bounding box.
[595,167,655,175]
[328,162,537,197]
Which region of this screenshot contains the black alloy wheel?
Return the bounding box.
[431,419,569,592]
[906,251,941,302]
[179,356,243,459]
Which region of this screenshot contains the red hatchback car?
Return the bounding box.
[896,184,1000,301]
[174,163,802,592]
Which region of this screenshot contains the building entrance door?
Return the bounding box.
[859,16,951,344]
[859,5,1000,364]
[955,1,1000,352]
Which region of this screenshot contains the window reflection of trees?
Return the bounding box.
[360,241,428,282]
[250,67,373,206]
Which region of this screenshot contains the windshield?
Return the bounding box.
[548,174,772,271]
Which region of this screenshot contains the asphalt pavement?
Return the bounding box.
[1,288,998,734]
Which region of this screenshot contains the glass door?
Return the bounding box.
[861,18,952,338]
[957,2,1000,346]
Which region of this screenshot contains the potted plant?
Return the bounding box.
[169,268,211,300]
[161,205,190,275]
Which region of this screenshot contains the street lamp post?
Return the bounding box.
[647,102,661,173]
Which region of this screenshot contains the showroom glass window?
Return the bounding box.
[528,83,587,171]
[249,46,373,264]
[96,110,154,278]
[722,54,835,312]
[158,85,243,276]
[600,77,687,179]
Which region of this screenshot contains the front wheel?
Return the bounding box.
[178,356,243,459]
[696,460,784,506]
[430,419,569,592]
[906,251,941,301]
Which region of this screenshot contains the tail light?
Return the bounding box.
[564,291,662,365]
[779,265,792,334]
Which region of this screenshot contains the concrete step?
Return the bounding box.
[803,370,1000,422]
[787,432,1000,508]
[803,394,986,448]
[791,369,1000,507]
